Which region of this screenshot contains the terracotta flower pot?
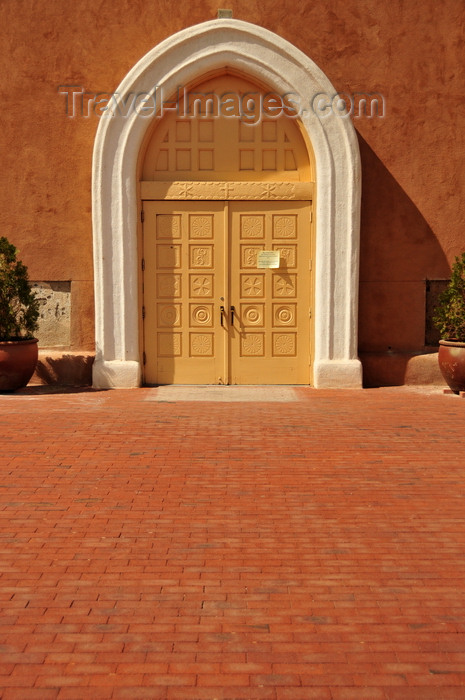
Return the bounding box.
[0,339,39,391]
[438,340,465,393]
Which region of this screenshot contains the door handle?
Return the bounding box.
[220,305,225,327]
[230,305,236,325]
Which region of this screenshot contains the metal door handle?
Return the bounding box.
[220,305,225,327]
[230,305,236,325]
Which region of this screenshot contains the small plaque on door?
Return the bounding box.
[257,251,280,269]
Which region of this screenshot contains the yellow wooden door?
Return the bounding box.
[143,200,312,385]
[228,201,312,384]
[143,200,227,384]
[141,72,314,384]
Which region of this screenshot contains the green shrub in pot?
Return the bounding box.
[0,236,40,390]
[433,252,465,393]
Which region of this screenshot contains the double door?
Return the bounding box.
[142,200,312,384]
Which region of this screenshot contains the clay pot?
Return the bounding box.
[438,340,465,393]
[0,339,38,391]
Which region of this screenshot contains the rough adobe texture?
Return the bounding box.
[0,0,463,383]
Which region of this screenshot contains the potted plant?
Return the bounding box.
[0,236,40,391]
[433,252,465,393]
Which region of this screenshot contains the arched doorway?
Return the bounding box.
[92,19,362,388]
[139,72,314,385]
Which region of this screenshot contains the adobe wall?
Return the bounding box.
[1,1,463,385]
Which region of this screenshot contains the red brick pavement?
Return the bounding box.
[0,385,465,699]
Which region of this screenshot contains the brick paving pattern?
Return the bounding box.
[0,385,465,699]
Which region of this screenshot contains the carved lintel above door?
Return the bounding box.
[140,180,313,201]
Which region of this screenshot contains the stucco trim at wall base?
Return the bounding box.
[33,351,95,387]
[93,360,141,389]
[360,351,445,388]
[313,360,363,389]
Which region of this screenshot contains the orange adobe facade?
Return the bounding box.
[1,1,464,387]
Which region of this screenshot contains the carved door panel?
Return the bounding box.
[143,201,227,384]
[143,200,312,385]
[228,201,311,384]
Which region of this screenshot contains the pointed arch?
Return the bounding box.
[92,19,362,388]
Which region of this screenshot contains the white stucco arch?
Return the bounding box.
[92,19,362,388]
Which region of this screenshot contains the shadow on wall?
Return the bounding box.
[34,353,94,387]
[357,133,449,387]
